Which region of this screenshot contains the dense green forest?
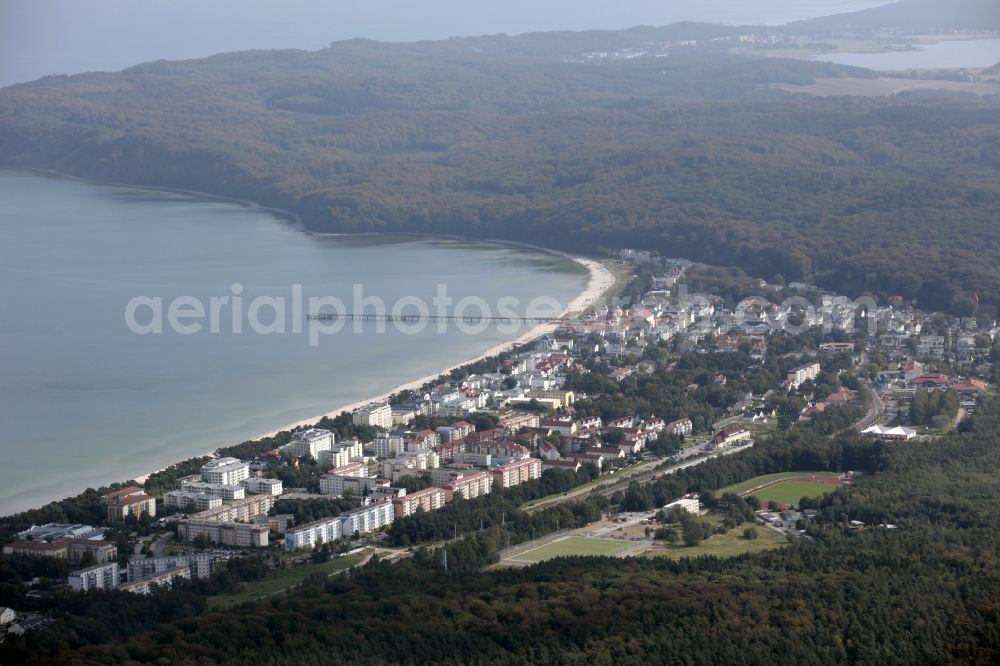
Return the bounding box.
[8,398,1000,664]
[1,23,998,313]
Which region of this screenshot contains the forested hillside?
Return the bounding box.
[785,0,1000,35]
[1,27,999,312]
[10,399,1000,665]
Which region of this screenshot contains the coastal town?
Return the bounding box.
[0,249,993,637]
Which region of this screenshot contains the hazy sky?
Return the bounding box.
[0,0,887,87]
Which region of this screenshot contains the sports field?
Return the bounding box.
[717,472,850,508]
[749,480,839,506]
[504,537,634,564]
[716,471,830,496]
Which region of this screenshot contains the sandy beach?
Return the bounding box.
[224,253,612,444]
[134,253,615,482]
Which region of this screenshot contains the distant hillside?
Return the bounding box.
[786,0,1000,35]
[1,32,999,314]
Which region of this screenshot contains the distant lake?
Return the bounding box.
[0,172,588,514]
[815,38,1000,70]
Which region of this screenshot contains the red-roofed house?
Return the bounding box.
[952,378,986,394]
[911,374,950,389]
[102,487,156,524]
[825,388,860,404]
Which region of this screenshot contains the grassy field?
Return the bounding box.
[716,471,830,496]
[645,525,788,560]
[208,550,370,609]
[506,537,633,563]
[749,480,839,506]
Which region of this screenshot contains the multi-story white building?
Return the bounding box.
[188,495,275,523]
[200,457,250,486]
[127,553,214,581]
[164,490,223,512]
[392,487,446,518]
[284,428,335,458]
[284,516,342,552]
[119,566,191,594]
[319,474,388,497]
[381,451,439,482]
[667,418,693,436]
[373,433,405,458]
[917,335,946,358]
[442,471,493,502]
[338,438,365,460]
[339,502,394,536]
[241,477,284,496]
[785,362,821,391]
[178,520,269,548]
[353,403,393,429]
[318,447,350,469]
[181,482,245,501]
[491,458,542,489]
[69,562,119,592]
[177,494,276,547]
[327,461,368,477]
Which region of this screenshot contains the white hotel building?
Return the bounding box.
[284,428,335,458]
[164,490,223,512]
[241,477,284,496]
[200,457,250,486]
[353,403,393,429]
[181,481,245,501]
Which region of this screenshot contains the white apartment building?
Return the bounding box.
[284,428,335,458]
[373,434,405,457]
[119,566,191,594]
[284,516,342,552]
[318,447,350,469]
[241,477,284,496]
[163,490,222,512]
[338,439,365,460]
[353,403,393,429]
[178,520,269,547]
[127,553,214,581]
[917,335,947,358]
[392,487,446,518]
[786,362,821,390]
[667,418,694,437]
[319,474,388,497]
[339,502,394,536]
[181,482,245,501]
[491,458,542,489]
[381,451,439,482]
[188,495,275,523]
[328,461,368,477]
[69,562,119,592]
[200,457,250,486]
[442,471,493,502]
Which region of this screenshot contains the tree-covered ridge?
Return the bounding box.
[1,31,999,313]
